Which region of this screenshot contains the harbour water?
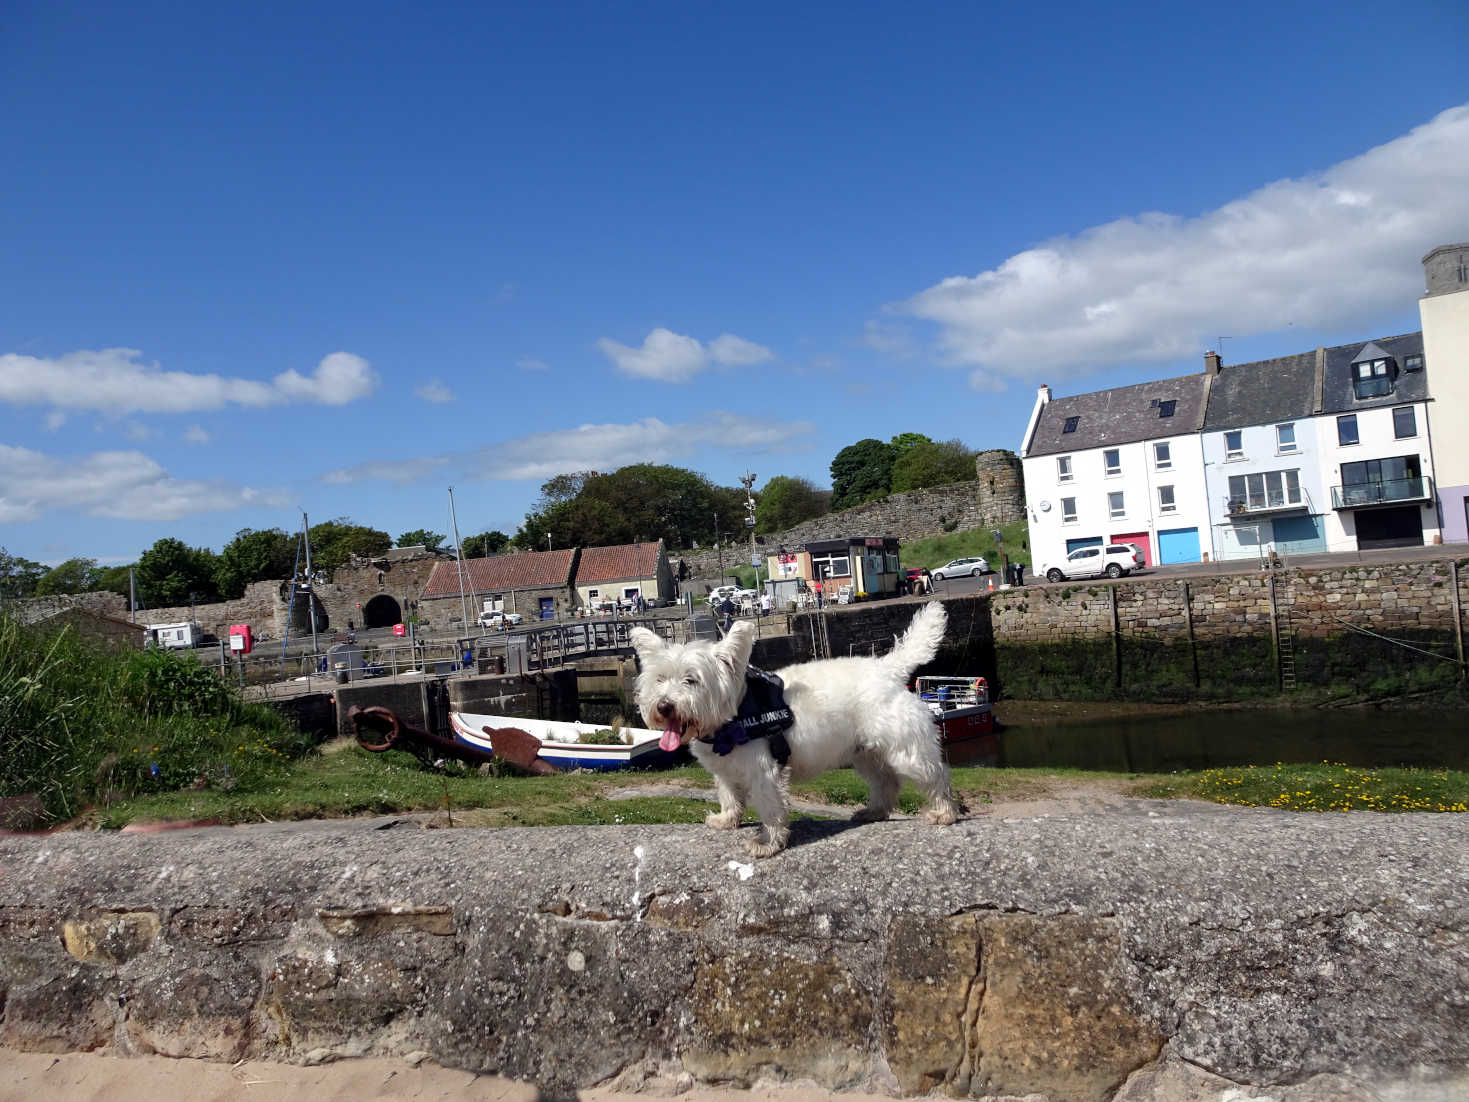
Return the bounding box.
[998,707,1469,773]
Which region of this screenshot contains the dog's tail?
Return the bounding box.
[879,601,948,680]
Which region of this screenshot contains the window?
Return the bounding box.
[623,587,640,600]
[1342,454,1421,488]
[1103,448,1121,476]
[1062,415,1080,434]
[1108,491,1125,518]
[1056,456,1072,482]
[1157,485,1177,513]
[1393,406,1417,439]
[809,552,852,578]
[1153,441,1172,470]
[1404,354,1423,372]
[1224,430,1243,459]
[1060,497,1077,523]
[1227,470,1303,511]
[1157,399,1176,418]
[1276,423,1297,453]
[1337,414,1359,446]
[587,588,600,599]
[1353,358,1394,400]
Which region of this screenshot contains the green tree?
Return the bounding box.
[830,438,896,510]
[754,476,830,532]
[889,432,932,460]
[214,528,297,599]
[396,529,446,551]
[93,564,136,601]
[460,530,510,558]
[890,438,978,493]
[135,538,221,607]
[306,519,392,574]
[515,465,742,550]
[34,558,102,596]
[0,548,47,598]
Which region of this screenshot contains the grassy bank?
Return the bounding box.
[0,610,314,823]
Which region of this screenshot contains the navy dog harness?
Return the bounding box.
[705,666,794,765]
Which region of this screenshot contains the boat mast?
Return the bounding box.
[448,486,475,631]
[302,510,319,657]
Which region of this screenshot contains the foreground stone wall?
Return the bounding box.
[1,805,1465,1101]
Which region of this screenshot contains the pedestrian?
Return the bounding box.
[760,591,772,617]
[1015,562,1025,586]
[921,568,932,594]
[719,596,736,634]
[814,580,824,609]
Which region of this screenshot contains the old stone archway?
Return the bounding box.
[362,594,402,629]
[288,593,329,636]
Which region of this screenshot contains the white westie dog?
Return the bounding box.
[630,602,959,858]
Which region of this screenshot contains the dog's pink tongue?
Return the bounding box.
[659,726,682,752]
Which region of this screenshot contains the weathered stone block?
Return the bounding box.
[2,969,117,1052]
[123,956,259,1060]
[62,911,160,965]
[882,913,979,1093]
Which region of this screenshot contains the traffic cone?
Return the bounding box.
[986,574,995,593]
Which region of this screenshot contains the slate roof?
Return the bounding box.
[1027,374,1208,457]
[420,549,576,598]
[1319,331,1426,415]
[1200,350,1318,432]
[575,542,663,584]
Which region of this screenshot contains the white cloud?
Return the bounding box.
[708,334,774,366]
[183,425,211,444]
[897,104,1469,379]
[0,348,379,414]
[860,320,919,360]
[0,444,291,523]
[321,414,817,486]
[414,379,456,403]
[516,357,551,372]
[123,421,152,441]
[597,328,774,382]
[44,411,66,431]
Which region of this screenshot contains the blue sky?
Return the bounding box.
[3,0,1467,564]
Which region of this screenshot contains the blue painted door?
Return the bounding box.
[1272,515,1327,555]
[1157,527,1201,564]
[1065,536,1103,554]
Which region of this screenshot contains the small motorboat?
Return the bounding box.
[448,712,685,772]
[916,676,999,766]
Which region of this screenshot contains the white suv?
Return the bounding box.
[707,585,741,606]
[1043,544,1145,582]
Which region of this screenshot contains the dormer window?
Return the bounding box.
[1404,354,1424,372]
[1062,416,1079,434]
[1351,342,1396,399]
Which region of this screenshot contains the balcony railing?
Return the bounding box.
[1222,490,1312,517]
[1330,476,1432,510]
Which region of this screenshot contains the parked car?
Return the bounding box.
[930,556,990,581]
[707,585,741,606]
[1042,544,1145,582]
[477,611,524,629]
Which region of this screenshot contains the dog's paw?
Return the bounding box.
[851,805,890,823]
[923,803,959,826]
[746,836,787,859]
[705,809,742,830]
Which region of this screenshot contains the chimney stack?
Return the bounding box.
[1038,383,1052,403]
[1204,351,1222,376]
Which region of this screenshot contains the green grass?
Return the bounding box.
[0,609,314,823]
[1138,763,1469,812]
[899,521,1032,571]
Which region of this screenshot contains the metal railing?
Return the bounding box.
[1330,476,1432,510]
[1222,488,1313,517]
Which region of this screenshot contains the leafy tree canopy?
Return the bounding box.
[890,438,978,493]
[515,465,743,551]
[306,519,391,574]
[396,529,446,552]
[214,528,298,599]
[460,530,510,558]
[830,438,896,511]
[754,476,831,532]
[93,564,135,601]
[34,558,102,597]
[889,432,932,460]
[135,538,221,608]
[0,547,50,598]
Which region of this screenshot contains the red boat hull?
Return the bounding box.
[937,707,999,766]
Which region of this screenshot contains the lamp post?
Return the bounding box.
[740,471,761,607]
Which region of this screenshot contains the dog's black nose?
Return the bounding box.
[655,699,674,718]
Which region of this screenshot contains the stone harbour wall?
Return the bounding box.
[791,558,1469,700]
[1,807,1465,1101]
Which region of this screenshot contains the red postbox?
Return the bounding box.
[393,623,407,637]
[228,624,253,655]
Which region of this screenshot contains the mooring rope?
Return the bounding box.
[1328,613,1461,664]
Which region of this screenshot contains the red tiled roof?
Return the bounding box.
[575,541,662,584]
[421,549,576,598]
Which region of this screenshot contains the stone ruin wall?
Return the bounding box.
[677,451,1027,582]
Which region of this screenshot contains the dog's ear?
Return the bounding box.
[628,626,665,662]
[716,620,755,676]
